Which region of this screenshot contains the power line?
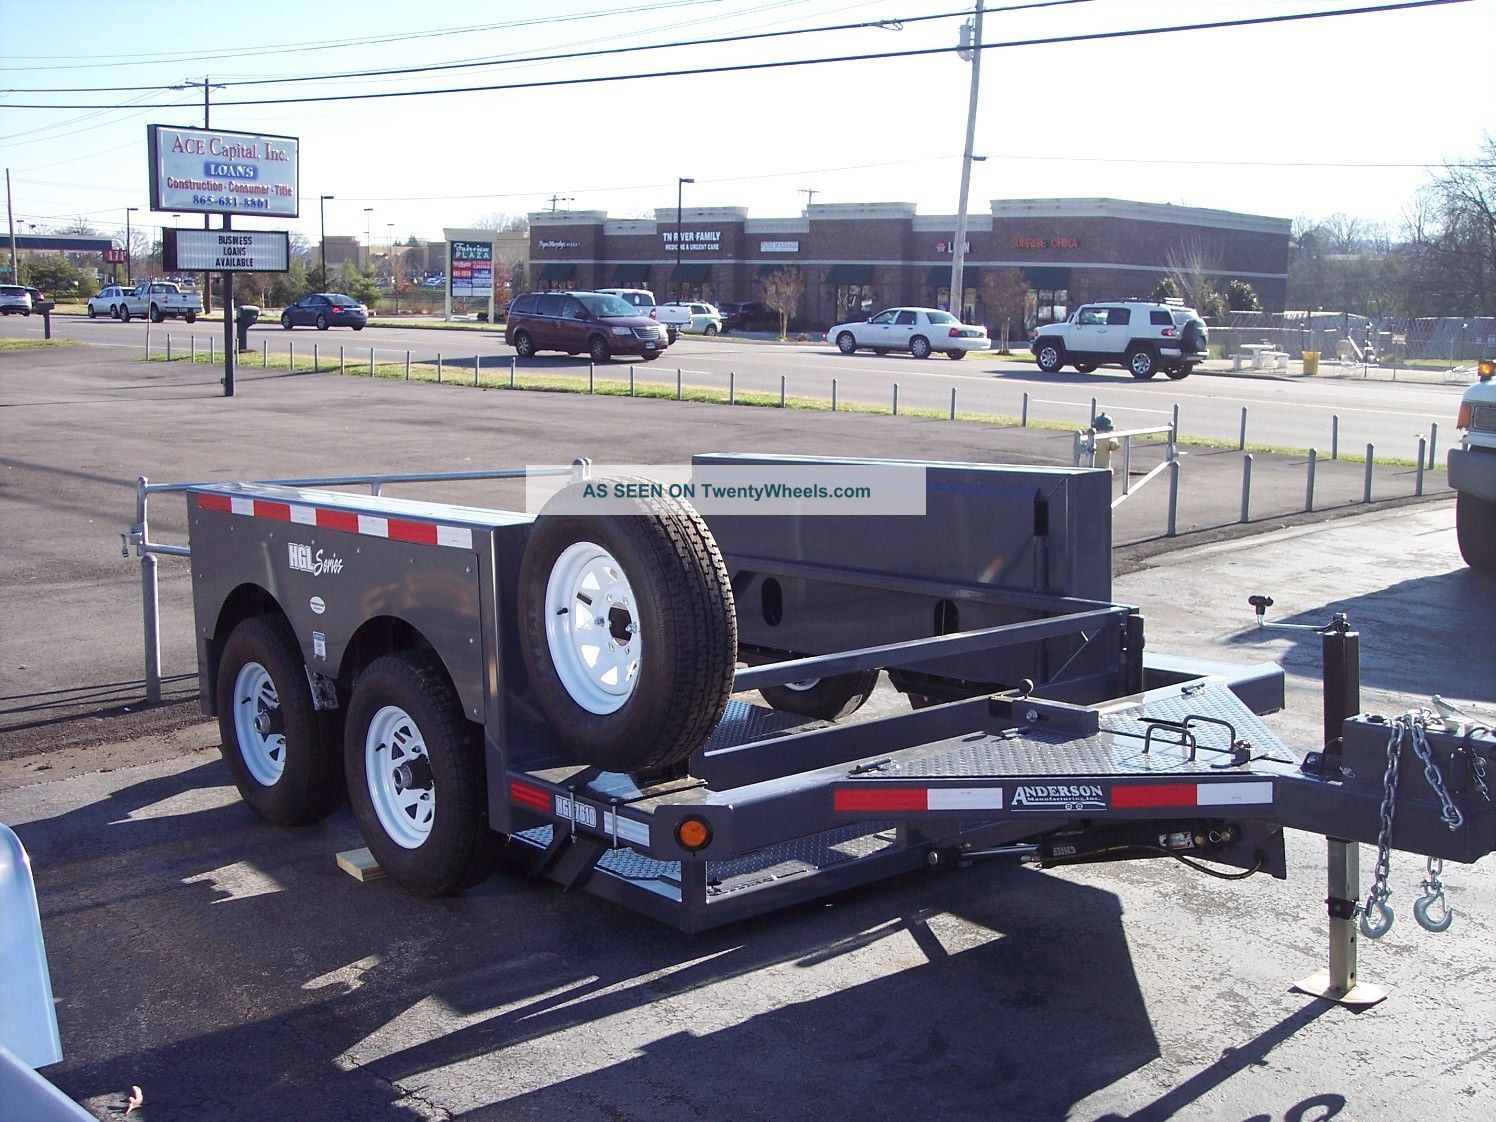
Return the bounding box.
[7,0,1463,111]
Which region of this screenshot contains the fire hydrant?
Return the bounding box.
[1091,413,1121,472]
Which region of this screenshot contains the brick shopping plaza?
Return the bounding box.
[527,197,1291,328]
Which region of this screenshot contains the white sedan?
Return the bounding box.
[828,307,989,359]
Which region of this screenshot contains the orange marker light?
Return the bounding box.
[675,817,712,850]
[1478,357,1494,381]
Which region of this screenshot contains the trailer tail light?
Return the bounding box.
[675,816,712,851]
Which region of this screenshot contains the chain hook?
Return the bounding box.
[1413,857,1454,933]
[1359,898,1395,940]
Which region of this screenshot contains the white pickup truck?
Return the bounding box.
[119,281,202,324]
[1450,359,1496,571]
[592,288,692,342]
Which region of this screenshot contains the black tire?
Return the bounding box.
[110,305,121,320]
[836,331,858,355]
[588,335,611,363]
[184,313,197,324]
[513,331,535,357]
[703,324,718,336]
[120,305,131,323]
[1456,491,1496,572]
[1034,339,1064,373]
[1128,347,1158,379]
[641,351,662,361]
[1074,363,1097,374]
[215,615,343,827]
[315,314,329,331]
[1165,364,1191,381]
[87,305,98,319]
[344,652,492,896]
[945,350,965,360]
[760,670,879,722]
[518,483,737,773]
[149,304,163,323]
[872,348,888,356]
[281,313,293,330]
[910,335,932,359]
[352,323,364,331]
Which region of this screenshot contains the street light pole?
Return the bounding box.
[125,207,139,285]
[949,0,984,322]
[676,176,695,302]
[319,194,334,288]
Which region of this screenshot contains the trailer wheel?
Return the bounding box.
[216,615,343,826]
[519,484,736,773]
[344,653,492,896]
[760,670,879,721]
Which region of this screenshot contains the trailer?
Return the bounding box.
[163,453,1494,1003]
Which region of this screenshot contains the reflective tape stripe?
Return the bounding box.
[509,780,551,812]
[1196,781,1273,806]
[1112,781,1274,809]
[193,491,474,549]
[927,788,1005,811]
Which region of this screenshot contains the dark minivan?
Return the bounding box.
[505,291,668,362]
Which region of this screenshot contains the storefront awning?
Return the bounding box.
[825,264,872,285]
[538,263,575,282]
[610,264,651,284]
[1022,266,1070,290]
[924,266,982,287]
[669,263,712,282]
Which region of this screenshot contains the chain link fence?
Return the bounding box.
[1210,312,1496,381]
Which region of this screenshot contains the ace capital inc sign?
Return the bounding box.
[148,124,300,218]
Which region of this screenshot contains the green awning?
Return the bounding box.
[538,262,575,282]
[669,263,712,282]
[1022,266,1070,290]
[610,263,651,284]
[924,266,982,287]
[825,264,873,285]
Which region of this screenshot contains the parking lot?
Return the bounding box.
[1,341,1492,1121]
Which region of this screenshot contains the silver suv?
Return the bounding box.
[0,285,33,316]
[1032,300,1207,380]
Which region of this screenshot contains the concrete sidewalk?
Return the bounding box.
[0,342,1452,757]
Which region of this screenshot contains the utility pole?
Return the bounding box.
[548,193,574,213]
[949,0,984,322]
[799,187,818,212]
[676,176,694,302]
[124,207,138,284]
[319,194,334,288]
[170,77,224,312]
[5,169,17,285]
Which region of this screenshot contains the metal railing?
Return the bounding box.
[1072,422,1181,532]
[121,464,586,704]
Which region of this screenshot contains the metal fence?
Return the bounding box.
[1211,312,1496,371]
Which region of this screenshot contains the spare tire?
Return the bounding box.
[760,669,879,722]
[518,482,737,773]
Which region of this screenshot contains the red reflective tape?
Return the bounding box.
[834,787,929,812]
[1111,783,1198,809]
[253,500,292,522]
[316,508,360,534]
[509,780,552,812]
[196,493,231,513]
[387,518,439,545]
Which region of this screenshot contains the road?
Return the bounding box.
[5,313,1465,460]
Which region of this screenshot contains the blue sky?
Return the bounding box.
[2,0,1490,249]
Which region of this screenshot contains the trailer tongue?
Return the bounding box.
[152,453,1494,1003]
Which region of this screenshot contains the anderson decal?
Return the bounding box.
[1009,784,1106,812]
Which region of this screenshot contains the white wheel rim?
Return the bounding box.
[784,678,822,692]
[232,661,286,786]
[364,704,435,849]
[544,540,640,714]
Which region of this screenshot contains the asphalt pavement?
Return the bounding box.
[1,339,1490,1121]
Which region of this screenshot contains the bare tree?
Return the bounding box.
[978,267,1028,353]
[470,212,528,232]
[1165,237,1224,316]
[758,267,805,341]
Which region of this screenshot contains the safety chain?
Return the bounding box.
[1360,710,1469,939]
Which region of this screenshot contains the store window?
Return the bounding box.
[1033,288,1068,325]
[837,285,874,317]
[935,286,977,321]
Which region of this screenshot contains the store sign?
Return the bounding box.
[760,240,799,253]
[147,124,299,218]
[661,230,721,252]
[1012,236,1080,250]
[164,229,290,272]
[103,248,128,264]
[538,239,581,250]
[450,240,493,297]
[936,241,971,254]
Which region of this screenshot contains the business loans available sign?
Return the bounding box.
[165,229,290,272]
[450,240,493,297]
[147,124,300,218]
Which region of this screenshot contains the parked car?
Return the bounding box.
[827,306,990,360]
[658,301,722,335]
[0,285,32,315]
[280,293,368,331]
[504,290,668,362]
[87,286,129,319]
[1450,357,1496,572]
[24,287,52,312]
[1030,300,1207,380]
[591,287,691,343]
[719,301,779,333]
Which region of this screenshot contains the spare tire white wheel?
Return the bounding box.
[518,485,737,774]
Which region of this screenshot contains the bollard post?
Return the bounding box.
[589,362,595,394]
[1306,448,1318,513]
[779,374,786,408]
[314,342,319,370]
[678,368,684,400]
[630,367,635,396]
[1416,437,1426,496]
[1089,397,1097,428]
[1072,431,1082,468]
[1241,454,1253,523]
[1087,429,1097,469]
[262,338,267,368]
[728,370,734,404]
[208,336,214,365]
[893,383,899,415]
[166,334,171,362]
[405,350,411,381]
[510,356,516,389]
[1331,415,1339,460]
[473,355,480,386]
[831,378,837,412]
[949,386,957,420]
[1428,423,1438,469]
[1166,458,1180,537]
[1364,444,1374,503]
[191,336,197,364]
[1022,391,1030,427]
[136,478,162,705]
[437,353,442,383]
[339,345,345,376]
[287,341,293,371]
[1171,402,1180,443]
[1239,406,1247,450]
[368,347,376,377]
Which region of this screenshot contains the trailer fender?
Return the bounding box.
[201,583,288,717]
